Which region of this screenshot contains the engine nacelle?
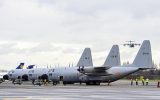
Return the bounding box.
[3,74,9,80]
[77,67,95,73]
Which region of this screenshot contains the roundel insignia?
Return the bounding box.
[85,57,89,59]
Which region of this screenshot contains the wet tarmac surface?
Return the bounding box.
[0,80,159,100]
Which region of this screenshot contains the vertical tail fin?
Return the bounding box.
[77,48,93,67]
[16,63,24,69]
[103,45,121,67]
[27,65,35,69]
[133,40,153,68]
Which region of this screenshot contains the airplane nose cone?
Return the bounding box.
[3,74,9,80]
[22,74,29,81]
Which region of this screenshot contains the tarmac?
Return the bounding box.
[0,80,160,100]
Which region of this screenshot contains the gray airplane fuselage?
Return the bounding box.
[28,68,49,80]
[79,66,139,83]
[7,69,31,81]
[48,66,139,84]
[48,67,82,84]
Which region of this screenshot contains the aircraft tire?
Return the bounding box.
[52,82,57,85]
[86,81,100,85]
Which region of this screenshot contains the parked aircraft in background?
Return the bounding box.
[3,63,24,80]
[3,63,35,82]
[48,45,120,85]
[0,72,8,79]
[0,71,8,83]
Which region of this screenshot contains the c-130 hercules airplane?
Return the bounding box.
[48,40,153,85]
[28,48,94,84]
[48,44,121,85]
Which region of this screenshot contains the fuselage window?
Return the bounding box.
[49,73,52,76]
[29,74,32,77]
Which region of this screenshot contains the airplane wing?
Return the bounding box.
[79,66,112,76]
[92,67,109,72]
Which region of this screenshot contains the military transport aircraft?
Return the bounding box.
[27,48,93,84]
[48,45,121,85]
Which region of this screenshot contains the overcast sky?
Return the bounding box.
[0,0,160,70]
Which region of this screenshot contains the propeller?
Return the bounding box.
[77,66,85,72]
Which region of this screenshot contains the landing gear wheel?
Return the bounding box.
[52,82,57,85]
[86,81,100,85]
